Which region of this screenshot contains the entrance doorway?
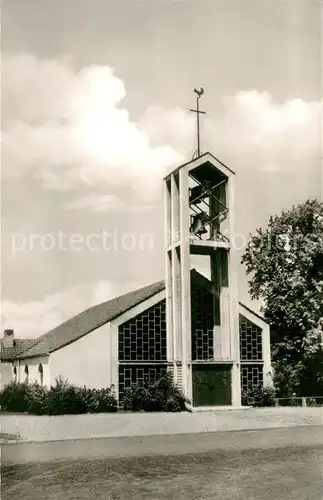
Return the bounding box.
[192,364,232,406]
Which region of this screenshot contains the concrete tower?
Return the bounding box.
[164,151,241,407]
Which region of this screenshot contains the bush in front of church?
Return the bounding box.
[120,373,189,412]
[0,381,49,414]
[241,384,276,407]
[0,381,30,413]
[73,385,118,414]
[46,377,88,415]
[1,375,189,413]
[0,377,118,414]
[46,377,118,414]
[27,382,49,414]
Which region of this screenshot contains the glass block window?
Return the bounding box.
[119,363,168,398]
[118,300,167,362]
[191,286,214,361]
[239,314,263,361]
[241,364,264,392]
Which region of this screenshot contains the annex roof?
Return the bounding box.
[17,279,165,359]
[0,339,39,361]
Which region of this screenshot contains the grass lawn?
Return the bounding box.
[2,445,322,500]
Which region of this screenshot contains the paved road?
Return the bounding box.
[2,427,323,500]
[2,425,323,463]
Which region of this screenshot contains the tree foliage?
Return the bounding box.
[242,199,323,395]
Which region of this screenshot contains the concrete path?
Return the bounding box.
[1,407,323,443]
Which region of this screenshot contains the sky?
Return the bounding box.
[2,0,322,338]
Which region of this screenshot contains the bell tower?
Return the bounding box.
[164,90,241,407]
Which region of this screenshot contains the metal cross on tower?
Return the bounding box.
[190,87,206,158]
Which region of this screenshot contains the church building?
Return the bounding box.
[1,152,272,407]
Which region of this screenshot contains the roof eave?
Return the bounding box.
[163,152,235,181]
[238,301,270,325]
[18,351,50,360]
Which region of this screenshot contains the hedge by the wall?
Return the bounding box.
[0,381,30,413]
[120,372,189,412]
[0,377,118,415]
[0,373,189,414]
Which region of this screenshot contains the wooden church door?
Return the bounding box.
[192,364,232,406]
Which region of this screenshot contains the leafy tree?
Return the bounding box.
[242,199,323,395]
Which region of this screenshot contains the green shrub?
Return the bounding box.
[0,377,118,415]
[242,384,276,407]
[306,397,317,407]
[0,382,29,412]
[46,377,118,415]
[121,372,189,412]
[75,386,118,413]
[26,383,49,414]
[93,387,118,413]
[47,377,86,415]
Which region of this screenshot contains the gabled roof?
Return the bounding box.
[18,279,165,359]
[15,271,267,360]
[0,339,39,361]
[163,152,235,181]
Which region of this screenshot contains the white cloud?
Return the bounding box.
[139,105,195,155]
[141,90,321,174]
[66,194,123,213]
[3,54,320,215]
[2,53,183,206]
[65,193,157,213]
[1,280,144,338]
[223,91,320,157]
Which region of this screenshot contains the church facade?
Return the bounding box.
[1,153,272,407]
[0,277,271,406]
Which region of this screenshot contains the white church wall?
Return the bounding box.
[17,355,50,386]
[0,361,13,389]
[50,322,112,389]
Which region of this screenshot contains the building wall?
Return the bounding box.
[50,322,112,389]
[16,356,50,386]
[0,361,13,389]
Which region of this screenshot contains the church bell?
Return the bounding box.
[190,212,209,236]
